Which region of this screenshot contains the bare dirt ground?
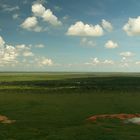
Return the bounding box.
[0,115,15,124]
[87,114,140,124]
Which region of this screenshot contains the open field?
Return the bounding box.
[1,73,140,139]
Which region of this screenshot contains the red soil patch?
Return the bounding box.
[87,114,140,122]
[0,115,15,124]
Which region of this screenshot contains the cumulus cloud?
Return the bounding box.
[92,57,100,65]
[20,16,38,29]
[102,19,113,32]
[0,45,18,65]
[42,9,62,26]
[123,16,140,36]
[32,3,45,17]
[33,26,45,32]
[16,44,31,50]
[119,52,135,68]
[105,40,119,49]
[21,2,62,31]
[23,51,34,57]
[2,45,18,62]
[35,44,45,48]
[80,38,96,47]
[32,3,62,26]
[0,36,34,65]
[0,36,5,48]
[85,58,114,66]
[15,44,34,57]
[20,16,44,32]
[0,35,54,67]
[103,59,114,65]
[36,57,53,66]
[41,58,53,65]
[67,21,104,36]
[120,51,135,57]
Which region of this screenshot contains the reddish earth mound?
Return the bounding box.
[0,115,15,124]
[87,114,140,122]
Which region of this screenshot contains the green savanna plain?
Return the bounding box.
[1,72,140,140]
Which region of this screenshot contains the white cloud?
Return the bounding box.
[33,26,45,32]
[85,57,100,65]
[135,61,140,65]
[102,19,113,32]
[123,16,140,36]
[103,59,114,65]
[12,14,19,19]
[35,44,45,48]
[16,44,30,50]
[105,40,119,49]
[85,57,114,66]
[80,38,96,47]
[122,57,126,61]
[20,16,38,29]
[67,21,104,36]
[2,45,18,61]
[36,57,53,66]
[15,44,34,57]
[121,63,129,67]
[20,16,44,32]
[0,44,18,66]
[63,15,69,20]
[23,51,34,57]
[32,3,45,17]
[42,9,62,26]
[0,36,54,67]
[92,57,100,65]
[0,36,5,48]
[41,58,53,65]
[120,51,134,57]
[21,3,62,32]
[0,37,33,65]
[1,4,19,12]
[32,3,62,26]
[119,53,134,68]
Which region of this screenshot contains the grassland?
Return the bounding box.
[1,72,140,140]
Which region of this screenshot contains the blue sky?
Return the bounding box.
[1,0,140,71]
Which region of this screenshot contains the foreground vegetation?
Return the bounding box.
[1,72,140,140]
